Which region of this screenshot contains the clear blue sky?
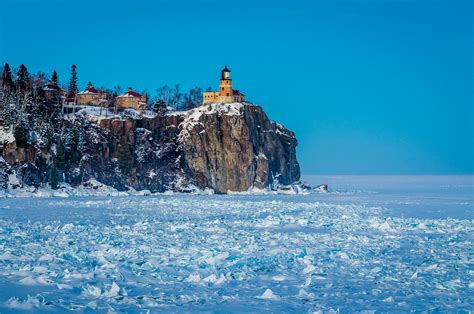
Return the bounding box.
[0,0,472,175]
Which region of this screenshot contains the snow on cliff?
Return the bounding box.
[0,126,15,144]
[176,102,244,142]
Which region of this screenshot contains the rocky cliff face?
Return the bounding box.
[178,103,300,193]
[0,103,300,194]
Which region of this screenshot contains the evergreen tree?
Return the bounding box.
[32,84,49,122]
[51,70,59,88]
[152,99,167,114]
[16,64,30,95]
[49,166,59,190]
[1,63,14,92]
[13,123,28,148]
[49,70,62,128]
[68,64,78,96]
[55,139,65,170]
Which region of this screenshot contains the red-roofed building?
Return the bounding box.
[76,82,109,106]
[116,87,147,110]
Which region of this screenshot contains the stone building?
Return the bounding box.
[116,88,147,110]
[76,82,109,106]
[203,66,245,105]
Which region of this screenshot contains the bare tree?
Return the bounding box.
[170,84,182,111]
[155,85,172,106]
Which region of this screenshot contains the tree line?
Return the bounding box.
[0,63,206,114]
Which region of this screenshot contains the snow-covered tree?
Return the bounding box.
[0,157,10,190]
[152,99,167,114]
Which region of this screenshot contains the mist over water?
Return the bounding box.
[303,175,474,220]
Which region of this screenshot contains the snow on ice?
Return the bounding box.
[0,176,472,312]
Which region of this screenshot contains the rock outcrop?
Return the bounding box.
[0,103,300,194]
[178,103,300,193]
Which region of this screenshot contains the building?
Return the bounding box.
[76,82,109,106]
[116,88,147,110]
[203,66,245,105]
[44,81,67,105]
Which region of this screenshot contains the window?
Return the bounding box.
[227,93,229,96]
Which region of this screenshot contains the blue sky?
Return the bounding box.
[0,0,472,174]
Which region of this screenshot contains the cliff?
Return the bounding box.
[0,103,300,194]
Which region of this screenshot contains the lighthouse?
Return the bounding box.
[203,66,245,105]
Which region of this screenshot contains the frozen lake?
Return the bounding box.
[0,176,472,312]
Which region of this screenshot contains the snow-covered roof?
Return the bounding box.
[118,90,143,98]
[78,87,106,95]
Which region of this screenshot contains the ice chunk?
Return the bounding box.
[186,273,201,283]
[19,275,52,286]
[298,289,315,300]
[272,275,286,282]
[103,282,120,297]
[214,274,227,286]
[87,301,98,310]
[61,223,75,231]
[425,264,438,271]
[57,283,73,290]
[259,289,280,300]
[303,265,316,274]
[203,274,218,283]
[83,285,102,297]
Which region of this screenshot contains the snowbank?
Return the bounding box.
[0,126,15,144]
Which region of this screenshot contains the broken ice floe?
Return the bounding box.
[0,193,472,312]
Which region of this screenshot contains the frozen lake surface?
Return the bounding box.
[0,176,472,312]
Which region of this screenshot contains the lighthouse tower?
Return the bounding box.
[202,65,246,105]
[219,66,233,102]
